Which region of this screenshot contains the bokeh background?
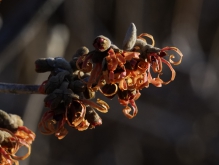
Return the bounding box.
[0,0,219,165]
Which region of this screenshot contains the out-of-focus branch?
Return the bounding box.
[0,0,64,74]
[0,82,40,94]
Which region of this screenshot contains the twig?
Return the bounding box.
[0,82,41,94]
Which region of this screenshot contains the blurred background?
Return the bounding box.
[0,0,219,165]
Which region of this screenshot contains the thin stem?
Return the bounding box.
[0,82,41,94]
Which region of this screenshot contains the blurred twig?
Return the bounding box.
[0,0,64,74]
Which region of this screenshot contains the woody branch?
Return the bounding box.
[0,82,40,94]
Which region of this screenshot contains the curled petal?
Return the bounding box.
[15,126,35,145]
[137,60,149,72]
[11,143,31,161]
[0,128,33,161]
[77,71,88,84]
[39,119,56,135]
[119,69,127,79]
[122,106,132,119]
[0,129,19,154]
[53,115,68,140]
[81,99,109,113]
[148,72,163,87]
[118,93,140,119]
[155,56,162,73]
[136,74,149,89]
[147,53,176,86]
[85,107,102,128]
[123,51,140,61]
[119,79,128,90]
[133,90,141,100]
[129,99,138,118]
[87,63,102,89]
[66,100,86,127]
[109,71,115,83]
[90,76,106,92]
[0,147,14,165]
[76,54,93,73]
[116,53,126,65]
[118,95,129,104]
[38,111,56,135]
[137,33,155,46]
[75,119,90,131]
[99,83,118,98]
[96,98,110,112]
[38,80,48,94]
[148,54,162,73]
[55,127,68,140]
[106,50,118,71]
[161,47,183,65]
[118,98,138,119]
[39,109,68,139]
[126,77,137,89]
[82,54,93,73]
[102,70,110,84]
[160,58,176,85]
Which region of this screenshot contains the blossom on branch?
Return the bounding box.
[35,48,109,139]
[0,110,35,165]
[35,22,183,139]
[76,23,183,119]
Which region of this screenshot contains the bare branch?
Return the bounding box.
[0,82,41,94]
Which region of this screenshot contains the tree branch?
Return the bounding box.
[0,82,41,94]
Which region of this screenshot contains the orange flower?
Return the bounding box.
[39,98,109,139]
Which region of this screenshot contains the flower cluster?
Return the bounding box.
[76,23,183,119]
[36,23,183,138]
[0,110,35,165]
[35,51,109,139]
